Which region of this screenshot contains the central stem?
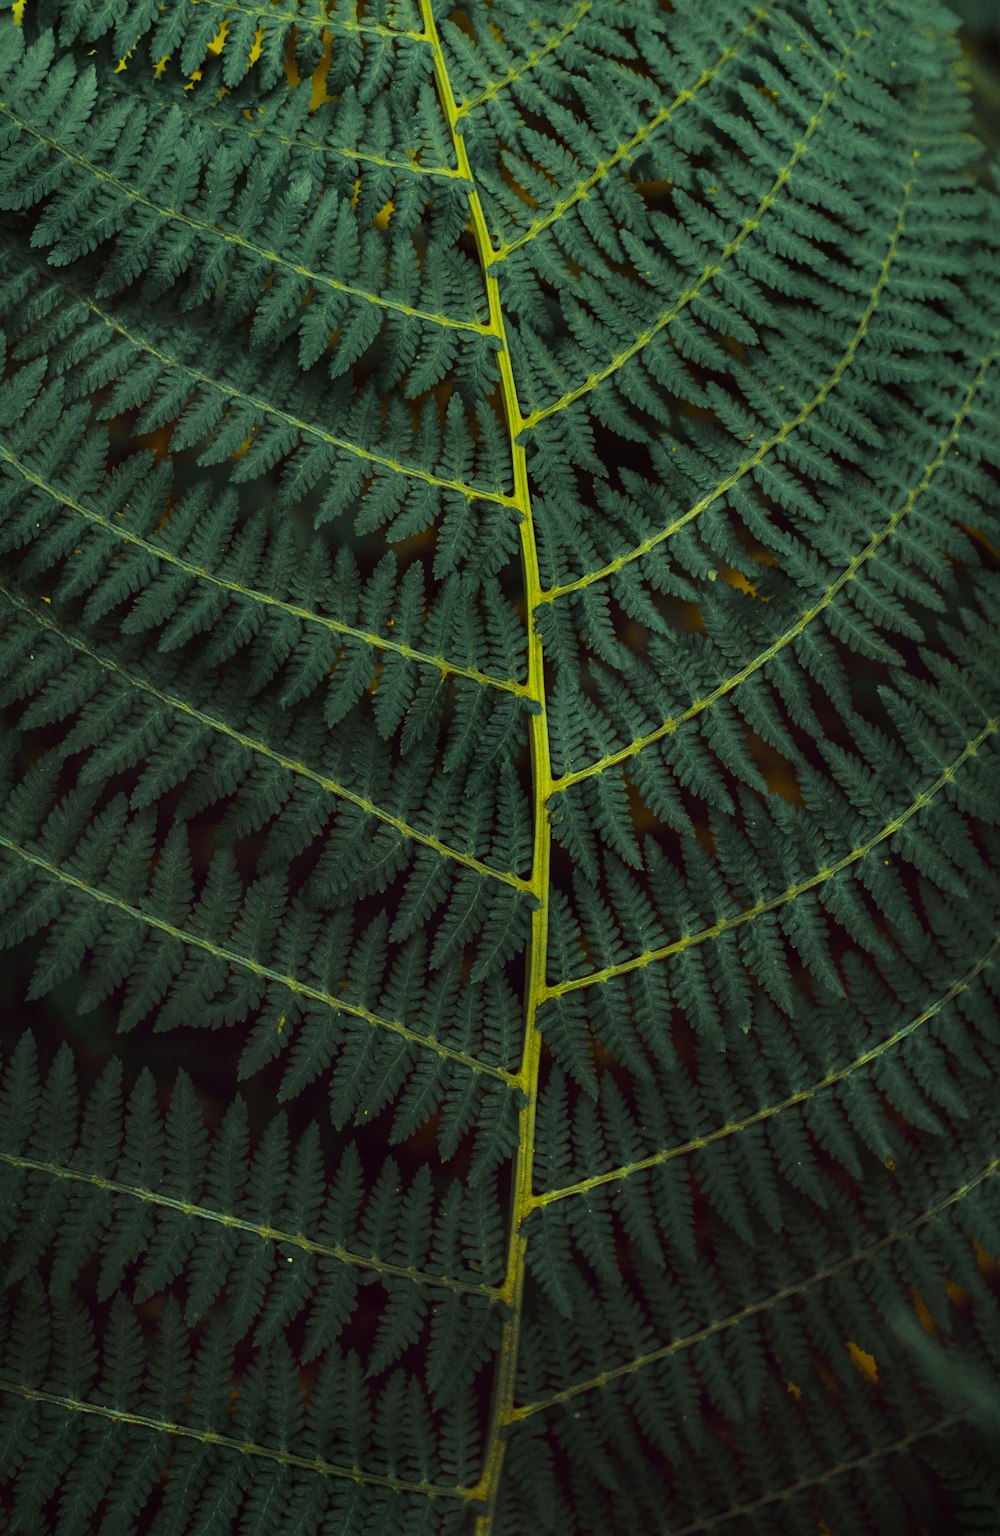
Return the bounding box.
[417,4,552,1529]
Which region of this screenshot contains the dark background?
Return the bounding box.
[1,5,999,1533]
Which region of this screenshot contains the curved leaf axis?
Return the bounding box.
[0,0,999,1534]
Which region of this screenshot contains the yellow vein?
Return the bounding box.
[0,833,516,1084]
[532,936,999,1206]
[185,0,429,47]
[551,330,998,790]
[2,587,530,892]
[541,167,916,603]
[546,718,997,998]
[111,79,463,181]
[512,1153,1000,1418]
[0,1149,499,1297]
[454,0,593,122]
[418,5,553,1531]
[662,1415,967,1536]
[487,8,766,265]
[520,29,859,430]
[0,103,488,336]
[77,296,513,504]
[0,441,529,698]
[0,1379,474,1499]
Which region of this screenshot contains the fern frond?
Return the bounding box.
[1,0,999,1532]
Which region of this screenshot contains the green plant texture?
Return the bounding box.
[1,0,999,1532]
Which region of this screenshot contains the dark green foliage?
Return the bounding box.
[1,0,999,1533]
